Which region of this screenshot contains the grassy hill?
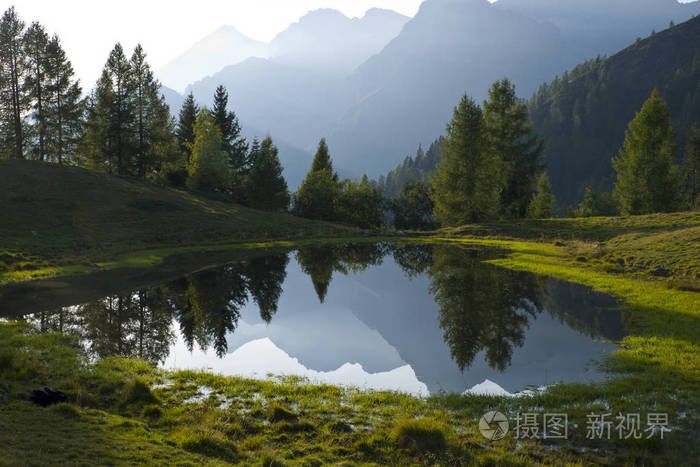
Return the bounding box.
[0,160,350,278]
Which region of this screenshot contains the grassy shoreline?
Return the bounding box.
[1,212,698,464]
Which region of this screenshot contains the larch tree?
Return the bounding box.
[186,109,229,191]
[612,90,680,215]
[484,78,543,219]
[0,6,27,159]
[23,21,50,161]
[683,125,700,208]
[431,94,501,226]
[527,172,556,218]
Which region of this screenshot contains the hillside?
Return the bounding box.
[0,160,349,268]
[529,15,700,206]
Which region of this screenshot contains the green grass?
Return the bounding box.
[0,159,353,284]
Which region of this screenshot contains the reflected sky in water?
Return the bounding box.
[2,243,626,396]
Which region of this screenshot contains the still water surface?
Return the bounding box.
[2,243,626,396]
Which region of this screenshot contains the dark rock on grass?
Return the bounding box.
[651,267,671,277]
[29,387,68,407]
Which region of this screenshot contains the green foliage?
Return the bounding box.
[569,185,620,217]
[0,6,28,160]
[682,125,700,208]
[186,109,230,192]
[389,418,447,451]
[484,78,544,219]
[391,179,436,231]
[310,138,336,179]
[527,172,556,218]
[375,139,443,198]
[212,85,247,181]
[121,377,160,407]
[335,176,383,229]
[431,94,501,226]
[241,136,290,212]
[613,90,681,214]
[293,139,342,221]
[529,18,700,206]
[267,404,298,423]
[23,22,50,161]
[176,93,198,164]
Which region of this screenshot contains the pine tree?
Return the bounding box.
[186,109,229,191]
[527,172,556,218]
[44,35,83,165]
[242,136,290,211]
[212,85,247,175]
[431,94,501,226]
[176,93,198,164]
[484,78,543,219]
[0,6,27,159]
[612,90,680,214]
[23,22,49,161]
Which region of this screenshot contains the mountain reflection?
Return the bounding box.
[7,243,624,377]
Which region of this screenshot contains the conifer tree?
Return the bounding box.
[242,136,290,212]
[212,85,247,175]
[612,90,680,214]
[44,34,83,165]
[310,138,338,180]
[484,78,543,219]
[129,44,177,178]
[293,138,342,220]
[176,92,198,164]
[336,175,383,229]
[0,6,27,159]
[431,94,501,226]
[186,109,229,191]
[23,22,49,161]
[527,172,556,218]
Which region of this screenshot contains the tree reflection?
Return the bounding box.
[427,246,544,372]
[295,242,388,303]
[25,252,290,361]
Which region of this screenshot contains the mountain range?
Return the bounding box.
[158,0,700,195]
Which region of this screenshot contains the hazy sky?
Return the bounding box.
[8,0,426,88]
[8,0,697,90]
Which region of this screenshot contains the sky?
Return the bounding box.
[8,0,698,90]
[8,0,426,89]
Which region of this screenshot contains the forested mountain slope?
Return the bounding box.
[529,15,700,206]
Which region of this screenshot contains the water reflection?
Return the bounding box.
[4,243,625,394]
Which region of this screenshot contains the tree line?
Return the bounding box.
[0,6,289,212]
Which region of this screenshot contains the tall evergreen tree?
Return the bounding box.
[293,138,341,220]
[242,136,290,211]
[310,138,338,180]
[527,172,556,218]
[186,109,229,191]
[176,92,198,164]
[44,35,83,165]
[0,6,27,159]
[23,22,49,161]
[484,78,543,219]
[212,85,247,174]
[431,94,501,226]
[129,44,177,178]
[82,43,135,175]
[612,90,680,214]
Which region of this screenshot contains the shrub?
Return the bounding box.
[389,418,447,451]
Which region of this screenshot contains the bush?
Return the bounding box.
[389,418,447,451]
